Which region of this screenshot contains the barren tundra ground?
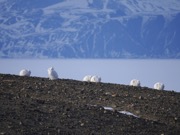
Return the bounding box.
[0,74,180,134]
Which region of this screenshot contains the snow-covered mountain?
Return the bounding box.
[0,0,180,58]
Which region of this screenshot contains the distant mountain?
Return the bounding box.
[0,0,180,58]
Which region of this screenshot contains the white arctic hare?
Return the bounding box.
[130,79,141,87]
[90,75,101,83]
[47,67,58,80]
[19,69,31,77]
[83,75,92,82]
[154,82,165,90]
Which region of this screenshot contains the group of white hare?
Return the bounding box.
[19,67,165,90]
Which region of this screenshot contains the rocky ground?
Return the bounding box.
[0,74,180,135]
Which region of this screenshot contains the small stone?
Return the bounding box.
[21,88,25,91]
[27,86,32,89]
[125,94,129,97]
[174,117,178,121]
[99,89,103,92]
[139,96,143,100]
[80,90,84,94]
[136,110,140,114]
[7,125,12,128]
[105,92,111,95]
[8,83,13,86]
[38,82,42,85]
[99,107,104,111]
[111,104,117,108]
[80,123,84,126]
[112,94,118,97]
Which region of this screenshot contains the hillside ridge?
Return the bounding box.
[0,74,180,134]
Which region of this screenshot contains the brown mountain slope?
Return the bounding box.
[0,74,179,135]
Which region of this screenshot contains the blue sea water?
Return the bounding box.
[0,59,180,92]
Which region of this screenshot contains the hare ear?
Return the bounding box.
[48,67,53,70]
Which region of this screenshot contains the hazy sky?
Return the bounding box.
[0,59,180,92]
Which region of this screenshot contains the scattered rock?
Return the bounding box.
[0,74,180,135]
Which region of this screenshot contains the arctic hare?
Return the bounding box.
[154,82,165,90]
[130,79,141,87]
[47,67,58,80]
[19,69,31,77]
[90,75,101,83]
[83,75,92,82]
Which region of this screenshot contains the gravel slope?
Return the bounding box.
[0,74,180,135]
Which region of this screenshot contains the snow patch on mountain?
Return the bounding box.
[0,0,180,58]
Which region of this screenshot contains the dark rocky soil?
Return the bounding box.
[0,74,180,135]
